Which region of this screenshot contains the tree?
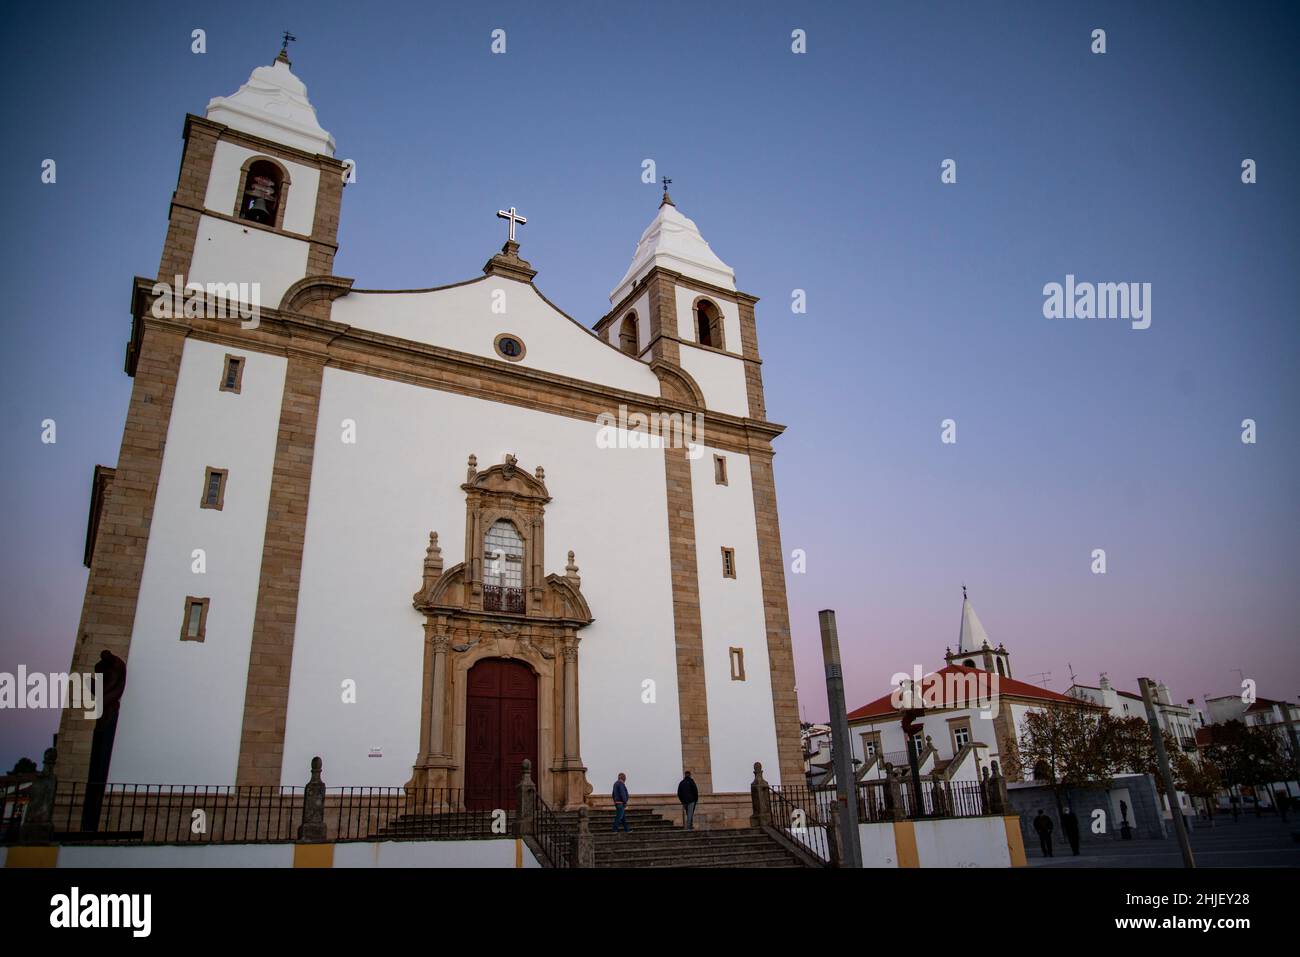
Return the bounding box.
[7,757,36,775]
[1104,715,1181,797]
[1172,748,1222,820]
[1203,720,1286,815]
[1015,704,1113,816]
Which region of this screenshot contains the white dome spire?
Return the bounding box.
[205,57,335,156]
[610,197,735,303]
[957,589,991,653]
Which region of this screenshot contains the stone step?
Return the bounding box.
[591,834,781,849]
[596,856,803,867]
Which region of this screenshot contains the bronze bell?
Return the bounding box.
[244,197,273,224]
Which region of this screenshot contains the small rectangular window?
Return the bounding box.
[729,647,746,681]
[201,467,228,510]
[181,596,209,642]
[713,454,728,486]
[220,355,244,393]
[721,547,735,579]
[953,724,971,751]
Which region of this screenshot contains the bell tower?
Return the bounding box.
[59,45,349,789]
[150,43,347,336]
[944,588,1013,678]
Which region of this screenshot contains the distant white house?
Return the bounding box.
[843,592,1100,787]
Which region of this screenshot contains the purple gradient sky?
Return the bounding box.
[1,1,1297,770]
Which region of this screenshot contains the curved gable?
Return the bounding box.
[328,276,662,396]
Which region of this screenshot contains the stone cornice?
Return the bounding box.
[182,113,347,171]
[126,277,787,454]
[600,266,760,332]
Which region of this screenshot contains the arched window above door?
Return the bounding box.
[483,519,525,613]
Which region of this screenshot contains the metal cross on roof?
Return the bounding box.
[496,206,527,243]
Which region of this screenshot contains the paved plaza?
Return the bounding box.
[1026,813,1300,867]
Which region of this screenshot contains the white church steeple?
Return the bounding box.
[945,587,1013,678]
[204,47,335,155]
[609,187,735,304]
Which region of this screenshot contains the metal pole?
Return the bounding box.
[818,609,862,868]
[1139,678,1195,868]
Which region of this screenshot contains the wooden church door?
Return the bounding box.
[464,658,538,810]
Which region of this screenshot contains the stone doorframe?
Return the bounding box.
[408,454,595,809]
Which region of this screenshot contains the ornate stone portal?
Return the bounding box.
[409,454,594,808]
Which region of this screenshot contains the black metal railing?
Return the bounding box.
[1,783,532,846]
[49,783,304,844]
[877,779,988,820]
[0,775,34,843]
[532,795,570,868]
[768,784,835,865]
[857,780,892,822]
[483,585,525,613]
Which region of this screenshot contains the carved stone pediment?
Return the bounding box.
[462,455,551,504]
[413,562,593,626]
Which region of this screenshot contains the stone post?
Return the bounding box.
[515,759,537,837]
[749,762,773,827]
[20,747,57,843]
[571,806,595,868]
[886,768,905,820]
[298,756,327,842]
[988,762,1008,815]
[826,805,842,868]
[1140,677,1195,868]
[818,609,863,867]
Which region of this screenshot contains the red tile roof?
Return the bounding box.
[846,665,1091,721]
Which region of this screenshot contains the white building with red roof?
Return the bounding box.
[845,591,1099,786]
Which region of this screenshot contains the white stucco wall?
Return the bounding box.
[204,140,321,236]
[109,341,287,784]
[58,843,293,868]
[689,446,778,791]
[48,839,533,868]
[857,821,900,867]
[678,345,750,418]
[910,816,1013,867]
[280,369,684,792]
[187,215,310,311]
[329,279,661,397]
[331,838,538,868]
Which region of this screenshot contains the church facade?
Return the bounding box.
[57,51,803,809]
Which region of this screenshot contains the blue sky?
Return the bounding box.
[1,0,1297,768]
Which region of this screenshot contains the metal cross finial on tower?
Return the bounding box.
[962,583,967,600]
[496,206,527,244]
[660,176,675,207]
[277,30,297,65]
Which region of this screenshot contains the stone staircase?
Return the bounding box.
[557,807,814,868]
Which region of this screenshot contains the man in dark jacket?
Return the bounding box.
[1032,810,1054,857]
[1061,806,1081,855]
[677,770,699,830]
[611,773,631,833]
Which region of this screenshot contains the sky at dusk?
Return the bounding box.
[0,0,1297,770]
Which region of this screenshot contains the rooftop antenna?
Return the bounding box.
[1027,671,1052,688]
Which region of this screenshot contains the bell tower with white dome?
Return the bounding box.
[944,588,1014,678]
[153,42,348,318]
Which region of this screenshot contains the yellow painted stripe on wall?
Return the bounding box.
[293,843,334,868]
[515,838,523,868]
[1004,816,1027,866]
[6,845,59,868]
[892,820,919,868]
